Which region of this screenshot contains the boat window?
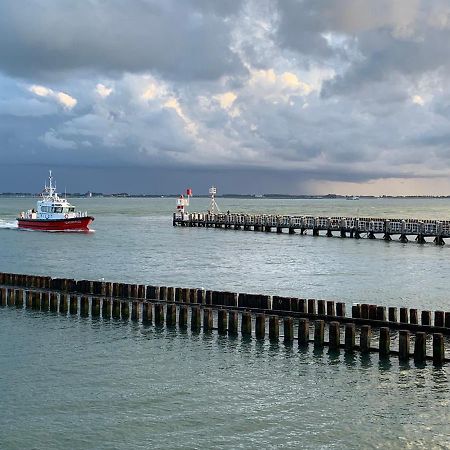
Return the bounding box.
[53,207,63,213]
[69,207,75,212]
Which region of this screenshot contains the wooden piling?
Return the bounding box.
[269,316,279,341]
[326,301,336,316]
[255,314,266,339]
[398,330,410,361]
[284,317,294,343]
[298,318,309,345]
[142,302,153,324]
[166,303,176,326]
[318,300,325,315]
[400,307,408,323]
[361,304,369,319]
[308,299,316,315]
[434,311,444,328]
[376,306,386,321]
[16,290,24,308]
[345,323,356,351]
[218,309,228,333]
[433,333,445,366]
[154,303,164,325]
[414,332,427,364]
[445,312,450,328]
[336,302,346,317]
[421,310,431,326]
[241,312,252,336]
[178,305,188,327]
[50,293,58,311]
[60,293,68,313]
[121,302,130,320]
[369,305,377,320]
[352,304,361,318]
[191,306,201,330]
[131,302,139,321]
[328,321,340,351]
[203,308,213,331]
[360,325,371,353]
[409,309,418,325]
[7,289,15,306]
[314,320,325,347]
[80,296,89,316]
[379,327,390,358]
[228,311,238,335]
[69,295,78,314]
[92,297,101,317]
[388,307,398,322]
[112,300,121,319]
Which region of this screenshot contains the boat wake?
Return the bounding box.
[0,219,18,230]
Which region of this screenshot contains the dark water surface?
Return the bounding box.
[1,197,450,448]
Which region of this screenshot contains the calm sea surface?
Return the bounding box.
[1,197,450,449]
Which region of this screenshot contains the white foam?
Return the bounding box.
[0,219,18,229]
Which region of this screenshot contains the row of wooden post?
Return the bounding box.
[0,287,447,366]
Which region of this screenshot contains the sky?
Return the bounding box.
[1,0,450,195]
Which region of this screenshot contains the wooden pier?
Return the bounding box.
[1,271,449,367]
[173,212,450,244]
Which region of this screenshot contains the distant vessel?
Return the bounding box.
[17,171,94,232]
[346,196,360,200]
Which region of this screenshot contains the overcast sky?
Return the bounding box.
[1,0,450,195]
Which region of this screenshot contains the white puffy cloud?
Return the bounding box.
[29,84,77,110]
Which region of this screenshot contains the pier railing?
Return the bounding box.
[173,212,450,244]
[1,271,449,367]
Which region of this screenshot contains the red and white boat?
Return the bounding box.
[17,171,94,232]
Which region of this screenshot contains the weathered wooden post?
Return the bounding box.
[92,297,101,317]
[414,332,427,364]
[409,309,418,325]
[269,316,279,341]
[445,312,450,329]
[352,304,361,318]
[336,302,346,317]
[284,317,294,343]
[434,311,444,328]
[326,301,336,317]
[191,306,201,330]
[59,293,68,313]
[368,305,377,320]
[70,295,78,314]
[79,296,88,316]
[360,325,371,353]
[112,300,121,319]
[166,303,176,326]
[360,304,369,319]
[7,288,15,306]
[101,299,110,319]
[121,302,130,320]
[16,289,24,308]
[142,302,152,324]
[328,321,340,351]
[298,318,309,345]
[218,309,228,333]
[344,323,356,351]
[421,310,431,326]
[433,333,445,366]
[398,330,410,361]
[50,293,58,312]
[318,300,326,315]
[376,306,387,322]
[131,302,139,321]
[255,314,266,339]
[154,303,164,325]
[308,299,316,315]
[203,308,213,331]
[228,311,238,335]
[241,312,252,336]
[388,307,398,322]
[179,305,188,327]
[400,307,408,324]
[314,320,325,347]
[379,327,390,358]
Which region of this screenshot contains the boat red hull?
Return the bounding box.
[17,216,94,232]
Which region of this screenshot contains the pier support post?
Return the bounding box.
[241,312,252,336]
[388,307,398,322]
[218,309,227,334]
[399,330,410,361]
[379,327,390,358]
[314,320,325,347]
[112,300,121,319]
[70,295,78,315]
[166,303,176,326]
[121,302,130,321]
[336,302,346,317]
[203,308,213,331]
[255,314,266,339]
[414,332,427,364]
[284,317,294,343]
[178,305,188,328]
[360,325,371,353]
[318,300,325,315]
[421,310,431,326]
[445,312,450,329]
[60,293,68,313]
[80,296,89,316]
[308,299,316,315]
[328,322,340,351]
[8,289,15,306]
[409,309,418,324]
[345,323,356,351]
[368,305,377,320]
[326,301,336,317]
[435,311,444,328]
[352,304,361,319]
[399,234,408,243]
[376,306,387,322]
[154,303,164,325]
[50,293,58,312]
[102,299,111,319]
[298,318,309,345]
[16,290,24,308]
[228,311,238,335]
[326,229,333,237]
[191,306,201,331]
[131,302,139,321]
[433,334,445,366]
[400,307,408,324]
[92,298,100,317]
[360,304,369,319]
[269,316,279,341]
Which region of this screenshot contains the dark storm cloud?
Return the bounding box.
[0,0,244,81]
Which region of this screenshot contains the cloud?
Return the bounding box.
[29,84,77,110]
[96,84,113,98]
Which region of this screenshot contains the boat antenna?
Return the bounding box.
[209,186,220,214]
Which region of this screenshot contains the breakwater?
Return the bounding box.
[1,271,449,366]
[173,212,450,244]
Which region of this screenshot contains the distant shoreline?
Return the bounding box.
[1,193,450,199]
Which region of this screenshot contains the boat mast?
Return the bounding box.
[209,186,220,214]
